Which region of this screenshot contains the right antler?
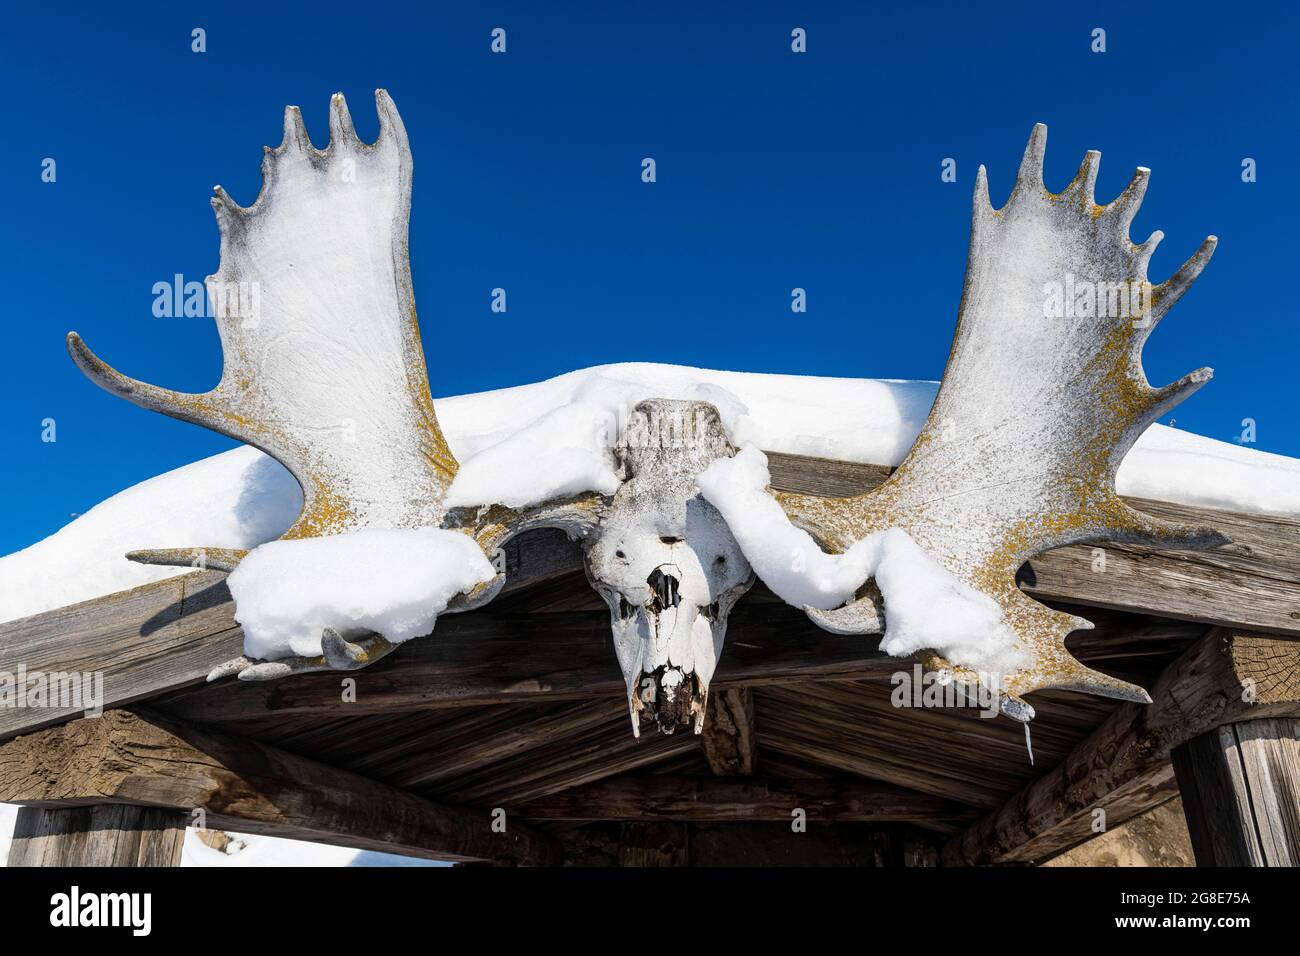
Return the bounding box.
[774,124,1224,720]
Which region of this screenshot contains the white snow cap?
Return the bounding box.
[697,445,1029,675]
[4,362,1300,627]
[227,528,496,660]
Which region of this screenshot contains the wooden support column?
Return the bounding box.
[1172,717,1300,866]
[8,804,186,867]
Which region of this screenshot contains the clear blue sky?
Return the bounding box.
[2,1,1296,555]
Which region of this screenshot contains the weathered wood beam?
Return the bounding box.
[8,804,186,867]
[944,630,1300,865]
[1172,717,1300,865]
[156,602,893,725]
[0,529,579,740]
[513,773,976,824]
[0,709,560,866]
[701,687,757,775]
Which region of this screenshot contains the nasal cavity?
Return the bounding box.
[646,567,681,612]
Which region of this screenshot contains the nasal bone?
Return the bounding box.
[646,567,681,611]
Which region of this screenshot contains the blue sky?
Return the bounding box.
[2,1,1296,554]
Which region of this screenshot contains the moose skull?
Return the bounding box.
[583,399,754,736]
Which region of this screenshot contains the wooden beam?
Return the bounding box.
[513,773,976,824]
[0,529,581,740]
[944,630,1300,865]
[701,687,757,775]
[3,452,1297,740]
[1172,717,1300,865]
[8,805,186,867]
[155,602,894,725]
[0,709,560,866]
[766,452,1300,637]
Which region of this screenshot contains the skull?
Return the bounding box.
[583,399,754,736]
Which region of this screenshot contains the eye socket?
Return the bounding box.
[615,550,626,559]
[714,555,726,564]
[660,536,682,545]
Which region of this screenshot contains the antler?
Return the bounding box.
[777,124,1225,718]
[69,91,601,680]
[71,91,453,544]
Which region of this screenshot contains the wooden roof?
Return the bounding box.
[2,452,1298,865]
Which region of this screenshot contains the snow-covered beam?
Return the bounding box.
[0,529,581,741]
[0,709,562,866]
[944,629,1300,865]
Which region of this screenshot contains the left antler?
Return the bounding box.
[778,124,1225,718]
[71,91,454,550]
[70,91,600,680]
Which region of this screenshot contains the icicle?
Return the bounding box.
[1023,721,1035,766]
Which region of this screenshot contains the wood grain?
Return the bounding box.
[1172,717,1300,865]
[512,773,976,824]
[0,709,561,866]
[945,630,1300,865]
[7,804,185,867]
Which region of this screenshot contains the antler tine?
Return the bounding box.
[1134,229,1165,273]
[1143,365,1215,418]
[210,184,249,235]
[1067,149,1101,205]
[67,332,234,436]
[328,91,358,148]
[1010,122,1048,200]
[1109,166,1150,234]
[280,104,313,152]
[1149,235,1218,324]
[374,88,408,149]
[1041,659,1154,705]
[127,547,247,572]
[1110,499,1229,551]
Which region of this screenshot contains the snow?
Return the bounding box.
[4,363,1300,631]
[180,827,446,868]
[0,446,301,624]
[0,803,443,867]
[228,528,496,660]
[444,401,622,508]
[697,446,1028,675]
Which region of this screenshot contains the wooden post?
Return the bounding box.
[946,630,1300,865]
[1171,717,1300,866]
[8,805,186,866]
